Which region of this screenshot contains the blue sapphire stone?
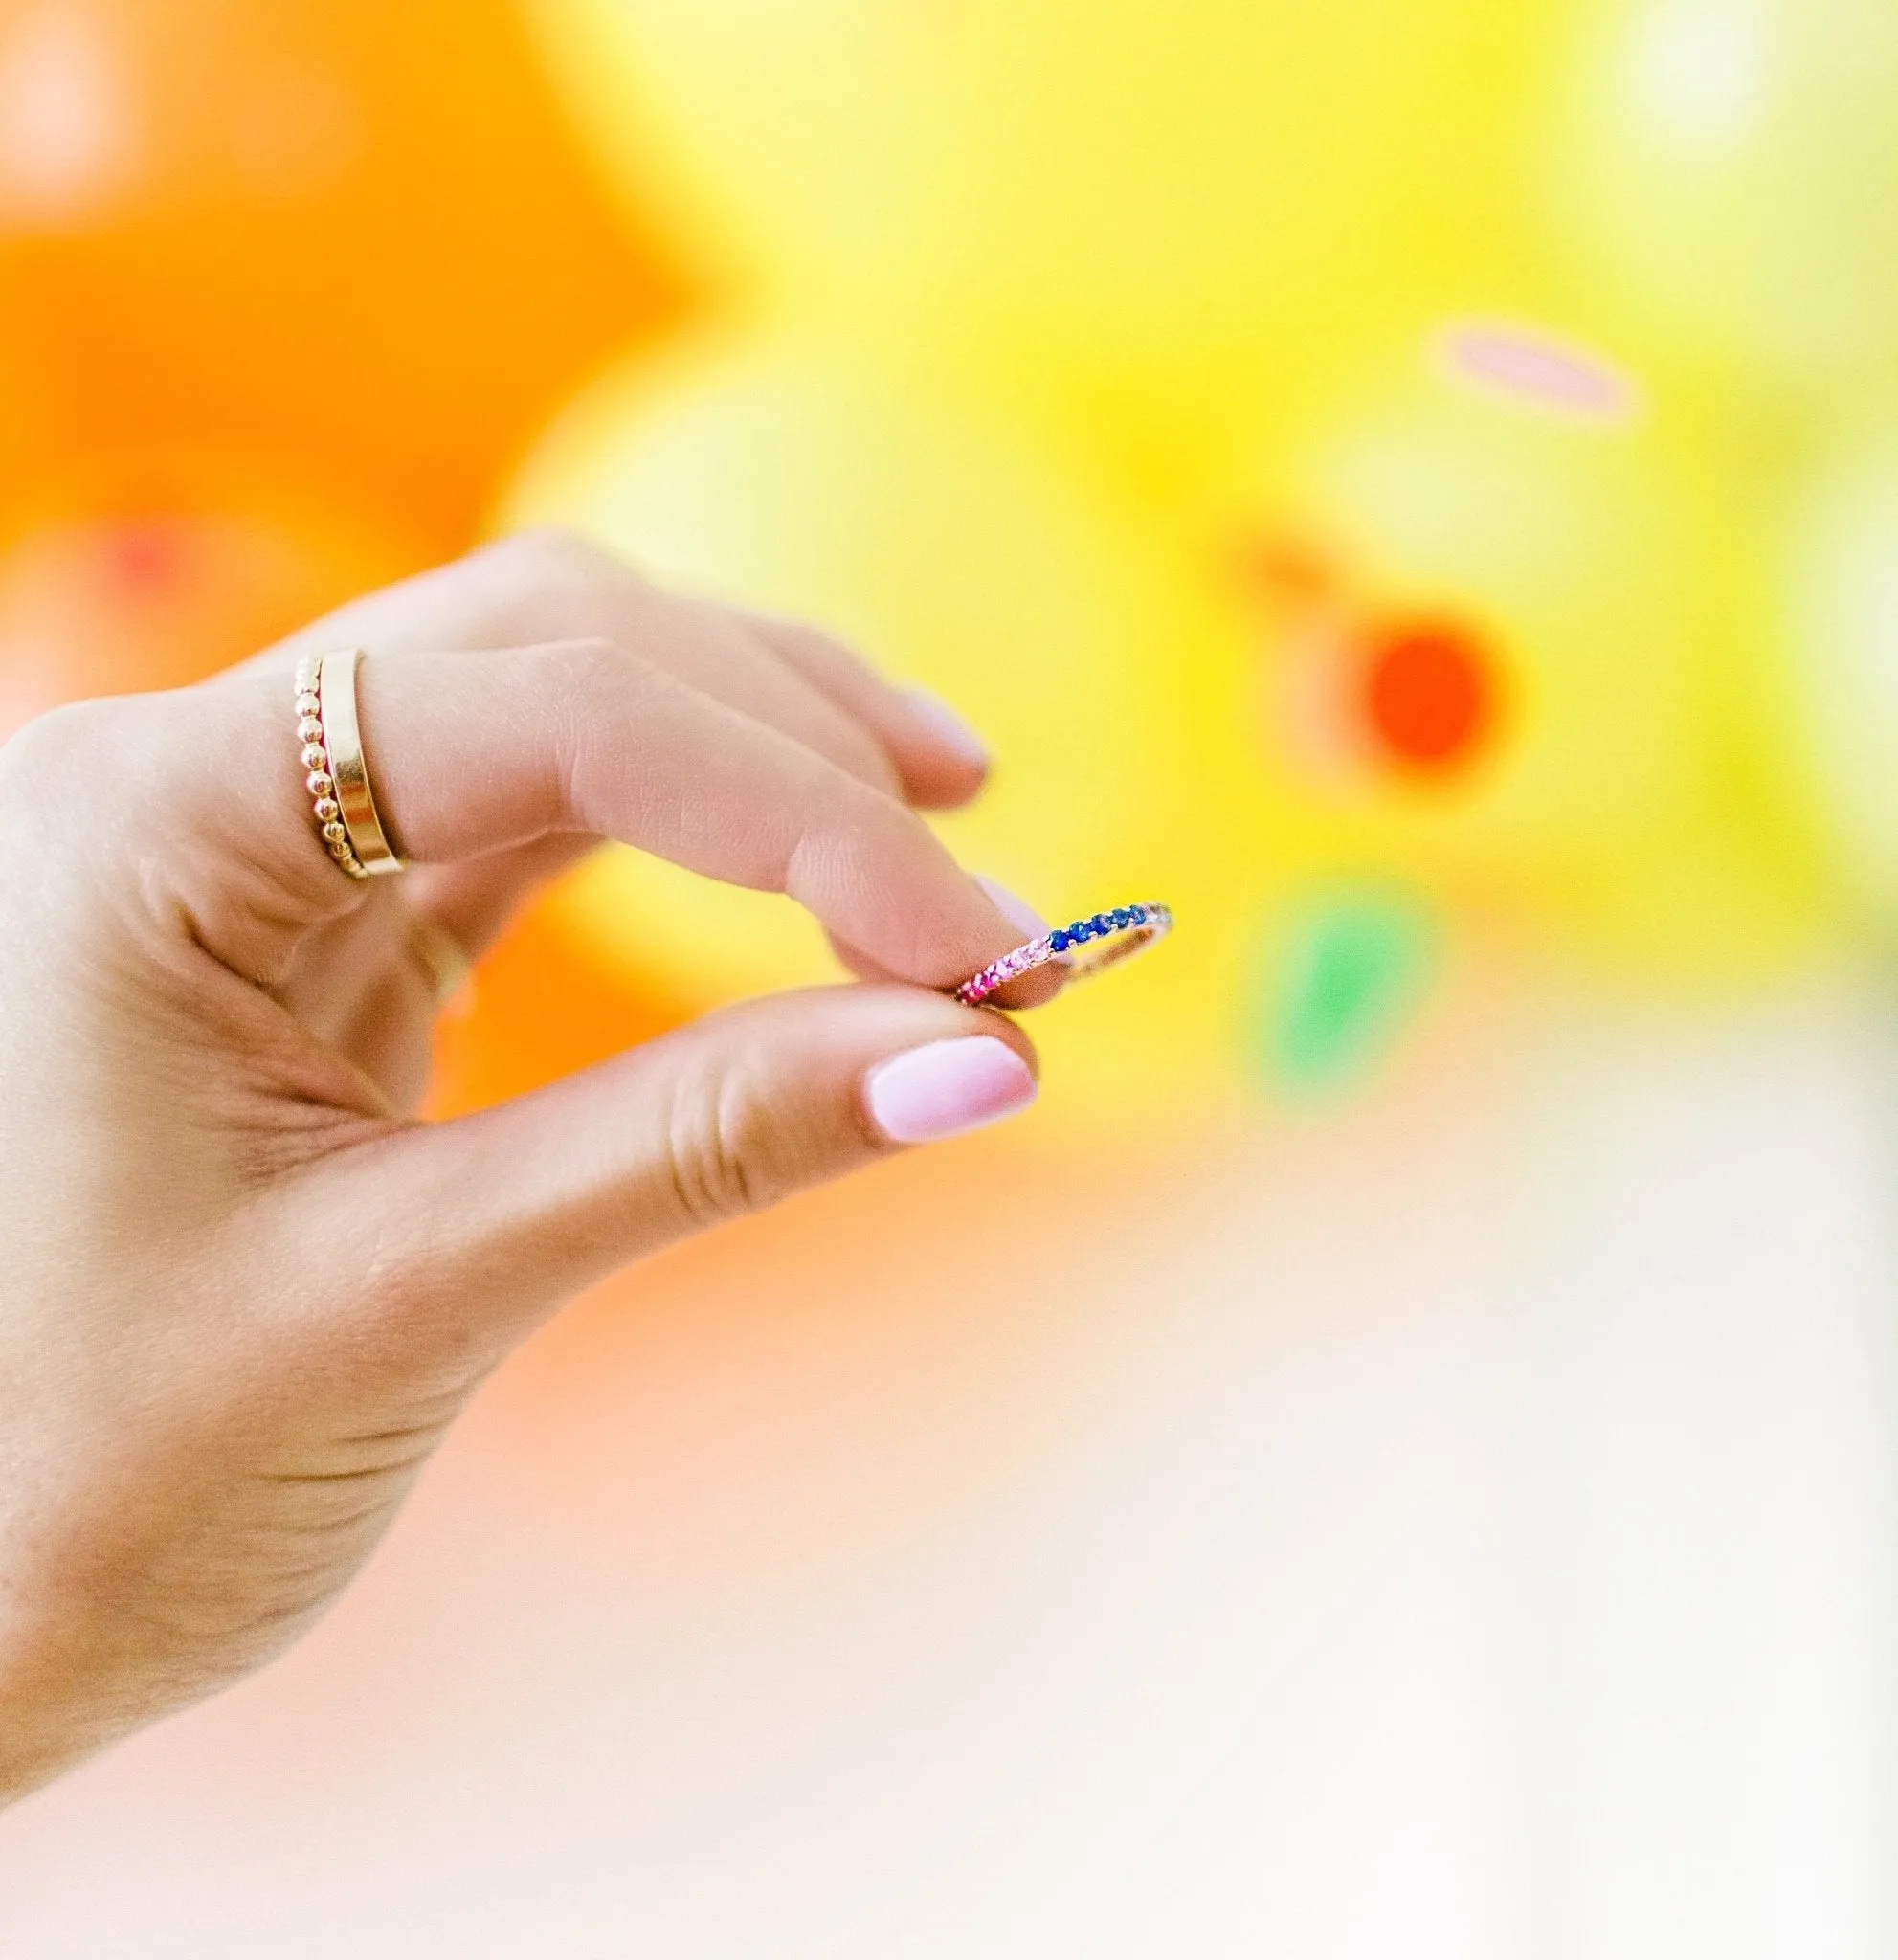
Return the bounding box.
[1049,928,1070,951]
[1091,914,1110,935]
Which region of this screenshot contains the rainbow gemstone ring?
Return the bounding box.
[954,902,1174,1008]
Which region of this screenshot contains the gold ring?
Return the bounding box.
[294,650,404,879]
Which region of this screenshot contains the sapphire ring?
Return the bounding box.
[953,902,1173,1008]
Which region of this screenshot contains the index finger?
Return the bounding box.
[167,638,1038,997]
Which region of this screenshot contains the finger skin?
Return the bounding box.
[742,608,991,810]
[258,529,984,809]
[399,833,597,964]
[311,984,1038,1368]
[0,983,1038,1802]
[822,924,1066,1011]
[151,639,1033,995]
[0,535,1044,1806]
[235,530,999,973]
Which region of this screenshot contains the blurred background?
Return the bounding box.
[2,0,1896,1950]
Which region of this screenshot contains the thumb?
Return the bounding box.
[323,986,1039,1366]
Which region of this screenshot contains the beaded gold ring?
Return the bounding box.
[294,651,404,880]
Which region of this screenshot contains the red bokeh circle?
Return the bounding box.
[1359,617,1496,774]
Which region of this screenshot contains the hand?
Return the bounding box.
[0,531,1047,1803]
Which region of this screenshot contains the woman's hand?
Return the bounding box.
[0,531,1047,1804]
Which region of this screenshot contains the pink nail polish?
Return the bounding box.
[976,875,1050,944]
[864,1036,1038,1144]
[903,687,991,772]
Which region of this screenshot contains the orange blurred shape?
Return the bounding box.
[0,327,53,486]
[1247,528,1504,790]
[1358,616,1498,775]
[0,0,687,547]
[427,891,689,1121]
[1234,526,1341,606]
[0,451,420,737]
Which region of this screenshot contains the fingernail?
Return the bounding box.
[976,875,1049,944]
[864,1036,1038,1144]
[903,686,991,772]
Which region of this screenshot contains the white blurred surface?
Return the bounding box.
[1,974,1892,1957]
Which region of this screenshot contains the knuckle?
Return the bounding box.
[1,694,116,782]
[516,636,663,835]
[661,1052,805,1231]
[538,635,642,753]
[0,696,139,849]
[466,528,632,647]
[492,636,630,744]
[494,524,631,599]
[542,633,632,692]
[778,618,862,678]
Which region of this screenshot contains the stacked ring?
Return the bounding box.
[954,902,1173,1007]
[294,651,405,880]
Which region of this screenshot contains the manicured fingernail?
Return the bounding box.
[903,686,991,772]
[864,1036,1038,1144]
[976,875,1050,944]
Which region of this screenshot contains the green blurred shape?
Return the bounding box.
[1264,885,1439,1097]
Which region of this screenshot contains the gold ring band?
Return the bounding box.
[294,651,404,880]
[319,650,403,877]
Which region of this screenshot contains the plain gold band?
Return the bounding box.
[318,650,404,877]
